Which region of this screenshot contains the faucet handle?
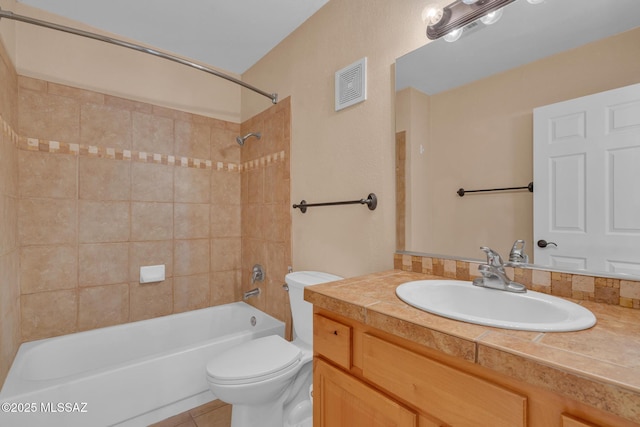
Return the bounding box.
[480,246,504,268]
[509,240,528,263]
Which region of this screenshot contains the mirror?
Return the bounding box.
[395,0,640,277]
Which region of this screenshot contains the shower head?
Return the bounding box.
[236,132,262,146]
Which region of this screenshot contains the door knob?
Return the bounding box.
[537,239,557,248]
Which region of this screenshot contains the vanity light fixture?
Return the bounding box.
[426,0,516,41]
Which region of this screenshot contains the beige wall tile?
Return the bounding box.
[79,157,131,201]
[264,162,287,204]
[174,274,210,313]
[19,198,77,245]
[79,242,129,286]
[211,171,241,205]
[210,204,241,238]
[263,203,288,243]
[130,279,173,321]
[211,126,240,163]
[0,253,20,337]
[21,245,77,293]
[132,111,174,154]
[78,284,129,330]
[19,151,77,199]
[80,103,132,149]
[79,200,130,243]
[0,131,19,197]
[18,89,80,143]
[131,162,173,202]
[0,195,18,254]
[175,203,210,239]
[211,270,241,305]
[211,238,241,272]
[21,289,77,341]
[174,239,210,277]
[175,120,210,160]
[175,167,210,203]
[131,202,173,241]
[48,82,105,105]
[129,240,173,282]
[246,168,264,204]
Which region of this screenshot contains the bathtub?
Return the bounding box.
[0,302,284,427]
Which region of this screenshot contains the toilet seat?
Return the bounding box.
[207,335,302,385]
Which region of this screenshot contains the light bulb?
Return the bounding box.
[480,7,504,25]
[422,4,444,25]
[462,0,480,4]
[443,27,463,42]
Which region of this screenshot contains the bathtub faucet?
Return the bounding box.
[243,288,261,300]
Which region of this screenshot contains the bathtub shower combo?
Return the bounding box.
[0,302,284,426]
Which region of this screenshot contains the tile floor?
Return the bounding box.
[149,399,231,427]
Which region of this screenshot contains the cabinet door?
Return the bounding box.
[314,358,417,427]
[561,414,602,427]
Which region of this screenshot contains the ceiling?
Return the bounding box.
[16,0,329,74]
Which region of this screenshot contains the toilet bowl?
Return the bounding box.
[206,271,343,427]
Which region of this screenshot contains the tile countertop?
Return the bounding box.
[304,269,640,424]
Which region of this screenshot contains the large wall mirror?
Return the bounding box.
[395,0,640,277]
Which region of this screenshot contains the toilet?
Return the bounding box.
[206,271,343,427]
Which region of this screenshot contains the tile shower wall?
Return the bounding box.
[12,76,292,347]
[0,38,20,385]
[240,99,292,329]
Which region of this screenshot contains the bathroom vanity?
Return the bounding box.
[307,270,640,427]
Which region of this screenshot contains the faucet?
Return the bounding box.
[251,264,264,285]
[243,288,261,300]
[473,247,526,293]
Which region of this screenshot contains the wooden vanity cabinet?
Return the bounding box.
[313,309,637,427]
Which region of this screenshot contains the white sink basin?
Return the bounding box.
[395,280,596,332]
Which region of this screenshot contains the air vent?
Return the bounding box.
[335,57,367,111]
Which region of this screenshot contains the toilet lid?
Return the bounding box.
[206,335,302,384]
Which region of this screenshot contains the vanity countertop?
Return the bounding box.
[305,269,640,423]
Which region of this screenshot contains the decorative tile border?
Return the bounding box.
[1,114,285,173]
[394,252,640,310]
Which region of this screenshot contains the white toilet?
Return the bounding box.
[206,271,342,427]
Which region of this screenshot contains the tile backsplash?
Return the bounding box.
[394,253,640,309]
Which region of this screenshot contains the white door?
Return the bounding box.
[533,82,640,276]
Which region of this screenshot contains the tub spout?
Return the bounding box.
[243,288,261,300]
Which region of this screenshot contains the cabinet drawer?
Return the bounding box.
[362,334,527,427]
[314,314,352,369]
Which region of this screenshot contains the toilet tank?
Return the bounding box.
[286,271,343,346]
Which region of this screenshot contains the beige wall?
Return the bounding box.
[242,0,429,277]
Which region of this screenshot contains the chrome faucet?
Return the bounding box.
[243,288,261,300]
[473,247,526,293]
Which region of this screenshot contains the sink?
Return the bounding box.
[395,280,596,332]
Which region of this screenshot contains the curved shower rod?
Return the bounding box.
[0,8,278,104]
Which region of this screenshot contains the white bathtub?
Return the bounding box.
[0,302,284,427]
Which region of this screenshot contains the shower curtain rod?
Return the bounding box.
[0,8,278,104]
